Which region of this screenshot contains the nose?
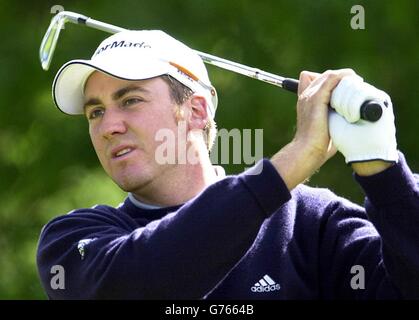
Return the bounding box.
[99,108,127,140]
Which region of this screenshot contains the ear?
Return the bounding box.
[187,95,208,130]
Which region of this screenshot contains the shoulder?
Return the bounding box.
[292,184,362,211]
[50,203,123,223]
[288,184,368,228]
[40,203,133,239]
[275,185,378,251]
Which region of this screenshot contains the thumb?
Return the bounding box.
[298,71,320,95]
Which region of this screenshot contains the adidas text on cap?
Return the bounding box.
[52,30,218,118]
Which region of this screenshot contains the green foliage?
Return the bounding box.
[0,0,418,299]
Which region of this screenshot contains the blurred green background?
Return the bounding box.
[0,0,418,299]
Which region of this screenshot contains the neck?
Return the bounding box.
[131,142,221,207]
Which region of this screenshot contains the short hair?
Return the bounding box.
[160,75,217,151]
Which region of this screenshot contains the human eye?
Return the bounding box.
[86,107,105,120]
[122,97,144,107]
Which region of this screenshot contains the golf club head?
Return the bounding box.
[39,11,92,70]
[39,12,67,70]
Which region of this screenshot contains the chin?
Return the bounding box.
[113,173,153,193]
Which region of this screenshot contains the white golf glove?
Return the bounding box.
[329,76,398,164]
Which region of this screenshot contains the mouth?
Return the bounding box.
[111,146,136,159]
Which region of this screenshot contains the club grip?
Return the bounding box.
[282,78,382,122]
[282,78,300,93]
[359,100,383,122]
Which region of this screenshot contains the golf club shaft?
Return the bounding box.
[52,12,293,89]
[41,11,382,122]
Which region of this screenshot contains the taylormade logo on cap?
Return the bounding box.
[95,40,152,56]
[52,30,218,117]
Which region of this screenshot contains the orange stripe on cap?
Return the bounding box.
[169,61,199,81]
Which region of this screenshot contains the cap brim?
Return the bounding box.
[53,58,171,115]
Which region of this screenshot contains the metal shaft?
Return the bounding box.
[40,11,287,87]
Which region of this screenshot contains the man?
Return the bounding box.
[37,30,419,299]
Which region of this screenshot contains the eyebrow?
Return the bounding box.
[83,85,150,112]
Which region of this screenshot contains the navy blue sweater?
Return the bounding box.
[37,153,419,299]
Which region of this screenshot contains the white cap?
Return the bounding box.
[52,30,218,117]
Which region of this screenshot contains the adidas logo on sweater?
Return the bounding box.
[251,274,280,293]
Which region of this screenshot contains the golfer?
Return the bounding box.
[37,30,419,299]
